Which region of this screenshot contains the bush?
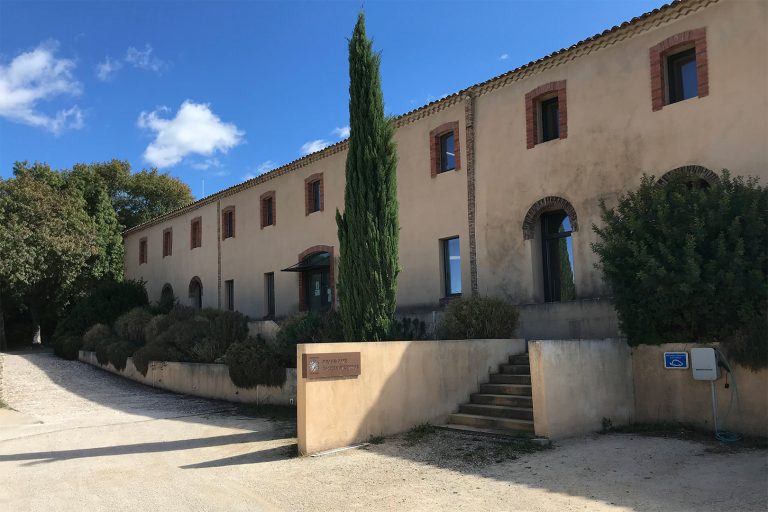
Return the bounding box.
[592,172,767,369]
[53,335,82,360]
[55,279,148,337]
[107,341,137,371]
[226,337,286,388]
[389,317,428,340]
[437,296,519,340]
[132,343,185,376]
[113,307,153,345]
[82,323,112,351]
[144,314,171,345]
[273,311,344,366]
[95,337,113,365]
[192,309,249,362]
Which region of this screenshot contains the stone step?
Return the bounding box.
[489,373,531,385]
[478,383,532,396]
[459,403,534,420]
[499,364,530,375]
[470,393,533,408]
[447,413,535,433]
[434,423,537,440]
[509,354,530,365]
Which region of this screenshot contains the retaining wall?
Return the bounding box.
[297,338,525,455]
[79,350,296,405]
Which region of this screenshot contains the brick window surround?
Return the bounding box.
[260,191,276,228]
[525,80,567,149]
[429,121,461,178]
[221,206,235,240]
[139,237,147,264]
[297,245,335,312]
[304,173,324,215]
[162,227,173,257]
[522,196,579,240]
[650,28,708,111]
[190,217,202,249]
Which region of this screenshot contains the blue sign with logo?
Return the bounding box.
[664,352,688,369]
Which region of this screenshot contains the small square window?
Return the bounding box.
[439,132,456,172]
[442,237,461,297]
[667,48,697,104]
[540,98,559,142]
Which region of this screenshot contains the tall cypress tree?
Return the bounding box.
[336,12,399,341]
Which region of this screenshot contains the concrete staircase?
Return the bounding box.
[441,353,535,436]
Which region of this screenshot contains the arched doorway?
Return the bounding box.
[282,246,334,313]
[188,277,203,310]
[161,283,174,304]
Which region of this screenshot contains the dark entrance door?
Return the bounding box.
[304,267,331,313]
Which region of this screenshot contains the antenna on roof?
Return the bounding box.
[202,179,205,198]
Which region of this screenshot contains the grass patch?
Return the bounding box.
[236,403,296,421]
[0,398,8,409]
[405,423,435,444]
[368,434,385,445]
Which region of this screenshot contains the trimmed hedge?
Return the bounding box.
[82,323,112,351]
[437,296,519,340]
[53,335,82,360]
[226,337,286,388]
[114,308,153,345]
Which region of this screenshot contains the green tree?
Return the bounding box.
[592,171,768,369]
[335,13,400,341]
[0,174,98,344]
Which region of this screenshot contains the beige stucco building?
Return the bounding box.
[123,0,768,339]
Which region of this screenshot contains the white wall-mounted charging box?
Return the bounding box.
[691,347,721,381]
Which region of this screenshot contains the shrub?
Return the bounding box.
[592,172,767,369]
[437,296,519,340]
[192,309,249,362]
[53,335,82,360]
[55,279,148,337]
[389,317,428,340]
[107,340,137,371]
[132,343,185,376]
[149,290,177,315]
[226,337,286,388]
[144,314,171,345]
[113,307,153,345]
[95,337,113,365]
[82,323,112,351]
[273,311,344,366]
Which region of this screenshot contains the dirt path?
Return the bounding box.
[1,350,766,512]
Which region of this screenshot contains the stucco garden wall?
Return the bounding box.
[79,350,296,405]
[529,339,635,439]
[632,344,768,437]
[296,338,525,455]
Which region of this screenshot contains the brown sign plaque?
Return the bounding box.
[302,352,361,379]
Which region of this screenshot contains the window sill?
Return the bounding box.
[439,295,462,306]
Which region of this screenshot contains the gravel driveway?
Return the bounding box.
[1,349,766,512]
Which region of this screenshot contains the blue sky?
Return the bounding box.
[0,0,662,199]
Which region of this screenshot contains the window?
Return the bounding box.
[650,28,708,111]
[525,81,567,149]
[305,174,324,215]
[261,191,276,228]
[222,206,235,239]
[540,98,559,142]
[189,277,203,309]
[442,237,461,297]
[667,48,697,104]
[430,122,461,177]
[190,217,202,249]
[439,132,456,172]
[139,238,147,264]
[162,228,172,257]
[541,211,576,303]
[264,272,275,319]
[224,280,234,311]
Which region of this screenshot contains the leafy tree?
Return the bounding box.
[592,171,768,369]
[336,12,400,341]
[0,174,99,344]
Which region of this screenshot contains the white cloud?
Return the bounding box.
[500,53,509,61]
[125,44,165,73]
[242,160,276,181]
[300,139,331,155]
[332,126,350,139]
[0,41,83,134]
[95,56,122,81]
[190,157,222,171]
[138,100,244,168]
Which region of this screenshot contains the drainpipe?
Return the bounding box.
[464,93,479,295]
